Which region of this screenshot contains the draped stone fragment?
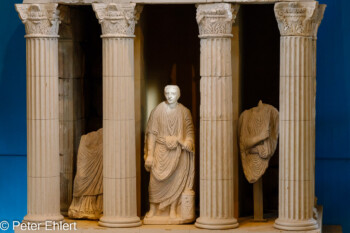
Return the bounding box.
[238,101,279,183]
[68,128,103,220]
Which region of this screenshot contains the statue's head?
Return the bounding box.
[164,85,181,105]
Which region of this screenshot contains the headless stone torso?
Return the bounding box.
[238,101,279,221]
[68,129,103,220]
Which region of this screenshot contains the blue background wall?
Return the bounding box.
[315,0,350,232]
[0,0,27,232]
[0,0,349,232]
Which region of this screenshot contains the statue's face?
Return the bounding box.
[165,87,179,105]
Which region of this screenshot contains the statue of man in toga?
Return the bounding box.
[144,85,195,224]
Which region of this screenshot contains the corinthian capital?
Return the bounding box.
[15,3,60,38]
[311,4,326,39]
[92,3,143,38]
[196,3,239,38]
[274,2,323,37]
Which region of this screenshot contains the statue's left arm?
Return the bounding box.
[144,108,158,172]
[182,108,195,153]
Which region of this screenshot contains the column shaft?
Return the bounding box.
[26,38,62,221]
[195,4,239,230]
[274,2,325,230]
[278,36,315,225]
[16,3,63,223]
[93,3,142,228]
[200,38,234,220]
[102,38,138,223]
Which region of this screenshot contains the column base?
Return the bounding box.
[23,214,64,224]
[195,217,239,230]
[98,216,141,228]
[274,218,318,231]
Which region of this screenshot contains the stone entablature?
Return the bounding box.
[22,0,315,5]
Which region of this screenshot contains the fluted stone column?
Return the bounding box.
[92,3,142,228]
[274,2,325,231]
[195,3,239,230]
[15,4,63,223]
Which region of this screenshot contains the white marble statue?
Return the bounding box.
[238,101,279,183]
[143,85,195,224]
[68,128,103,220]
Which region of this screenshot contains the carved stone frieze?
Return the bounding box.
[15,3,60,37]
[196,3,239,38]
[274,2,325,37]
[92,3,143,38]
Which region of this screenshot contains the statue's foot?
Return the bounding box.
[146,210,154,218]
[146,204,156,218]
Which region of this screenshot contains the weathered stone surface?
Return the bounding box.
[92,3,141,228]
[22,0,311,5]
[238,101,279,184]
[195,3,239,230]
[274,2,325,231]
[143,85,195,225]
[68,129,103,220]
[16,3,63,223]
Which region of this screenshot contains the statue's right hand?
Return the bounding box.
[260,128,270,141]
[145,156,153,172]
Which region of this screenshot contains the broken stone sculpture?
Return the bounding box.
[238,101,279,183]
[68,128,103,220]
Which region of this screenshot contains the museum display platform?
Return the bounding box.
[15,208,324,233]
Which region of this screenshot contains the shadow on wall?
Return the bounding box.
[0,24,26,155]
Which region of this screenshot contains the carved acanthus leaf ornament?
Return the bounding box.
[93,3,143,38]
[311,4,326,39]
[15,3,60,37]
[196,3,239,38]
[274,2,325,37]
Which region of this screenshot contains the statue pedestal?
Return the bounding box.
[15,206,323,233]
[143,216,194,225]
